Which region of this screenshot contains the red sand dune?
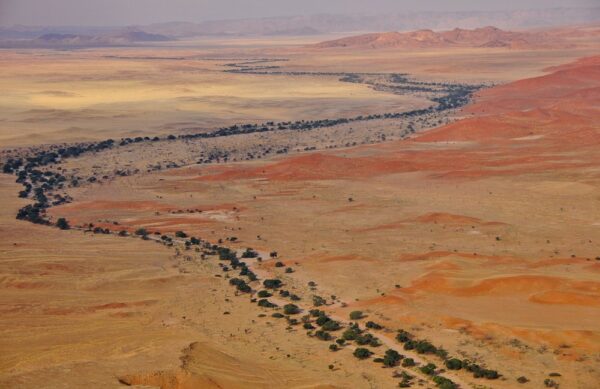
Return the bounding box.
[404,272,600,306]
[313,26,567,50]
[55,200,174,213]
[529,291,600,307]
[195,55,599,183]
[356,212,503,232]
[442,317,600,352]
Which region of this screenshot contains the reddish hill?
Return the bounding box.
[313,26,567,50]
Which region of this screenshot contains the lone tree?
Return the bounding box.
[349,310,364,320]
[56,218,70,230]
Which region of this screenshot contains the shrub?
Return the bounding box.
[396,330,412,343]
[275,261,285,267]
[229,278,251,293]
[432,376,457,389]
[279,290,290,298]
[312,295,326,306]
[329,344,338,351]
[315,330,332,341]
[353,348,373,360]
[435,347,448,359]
[419,363,437,376]
[135,228,148,236]
[285,267,294,273]
[263,279,282,289]
[175,230,187,238]
[56,218,70,230]
[272,312,284,318]
[517,376,529,384]
[402,358,415,367]
[315,314,332,326]
[356,333,380,347]
[383,349,402,367]
[445,358,463,370]
[257,299,277,308]
[365,321,382,330]
[414,340,437,354]
[349,311,364,320]
[342,328,358,341]
[482,370,499,379]
[257,290,272,298]
[321,320,341,331]
[242,248,258,258]
[283,304,300,315]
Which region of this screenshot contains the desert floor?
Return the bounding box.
[1,32,599,389]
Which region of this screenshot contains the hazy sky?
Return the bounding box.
[0,0,597,26]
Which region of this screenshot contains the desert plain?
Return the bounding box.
[1,24,599,389]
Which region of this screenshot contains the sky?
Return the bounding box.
[0,0,597,26]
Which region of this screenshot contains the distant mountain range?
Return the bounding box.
[312,26,571,50]
[0,28,173,48]
[0,7,598,47]
[141,8,600,37]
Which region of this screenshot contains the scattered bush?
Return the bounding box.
[349,310,364,320]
